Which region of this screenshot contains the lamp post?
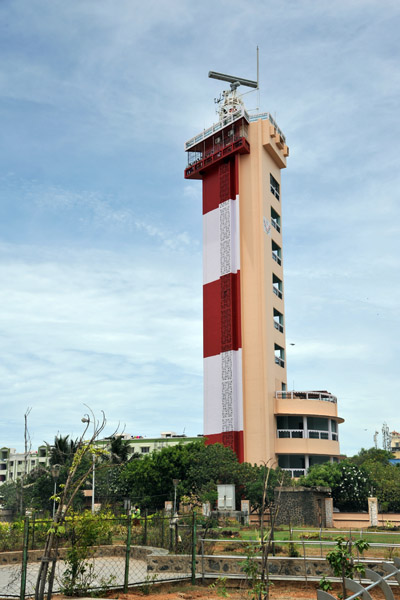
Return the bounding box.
[81,415,95,513]
[51,464,61,519]
[172,478,180,516]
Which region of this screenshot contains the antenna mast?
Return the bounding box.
[208,51,259,120]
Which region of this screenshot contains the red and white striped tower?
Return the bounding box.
[185,74,344,471]
[185,82,251,462]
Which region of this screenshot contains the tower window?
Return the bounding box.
[274,343,285,367]
[270,174,280,200]
[271,207,281,233]
[272,240,282,265]
[273,274,283,299]
[273,308,284,333]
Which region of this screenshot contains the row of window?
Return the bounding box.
[277,416,338,441]
[278,455,339,477]
[269,173,285,372]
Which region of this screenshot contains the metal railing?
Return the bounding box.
[274,321,284,333]
[318,556,400,600]
[275,390,337,403]
[185,109,286,151]
[273,286,283,299]
[271,219,280,233]
[270,185,280,200]
[272,252,282,265]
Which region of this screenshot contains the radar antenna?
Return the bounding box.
[208,47,259,120]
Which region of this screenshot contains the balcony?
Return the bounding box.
[274,321,283,333]
[282,468,306,478]
[275,390,337,403]
[184,136,250,180]
[277,429,338,441]
[273,286,282,299]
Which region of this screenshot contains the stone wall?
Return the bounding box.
[147,554,388,580]
[0,544,153,566]
[275,487,331,527]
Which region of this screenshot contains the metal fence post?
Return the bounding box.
[161,509,165,548]
[124,512,132,593]
[31,512,35,550]
[143,509,148,545]
[20,516,29,600]
[191,512,197,585]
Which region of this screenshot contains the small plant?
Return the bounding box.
[319,575,333,592]
[288,542,300,557]
[209,576,230,597]
[139,573,158,595]
[321,536,370,599]
[240,545,268,600]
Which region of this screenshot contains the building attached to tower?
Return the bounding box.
[184,84,343,475]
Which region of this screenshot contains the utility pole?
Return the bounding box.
[20,408,32,515]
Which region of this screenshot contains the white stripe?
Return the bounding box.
[204,349,243,435]
[203,196,240,286]
[203,207,220,285]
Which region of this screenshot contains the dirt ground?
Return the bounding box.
[96,580,398,600]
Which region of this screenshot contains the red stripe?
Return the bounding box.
[205,431,244,463]
[202,159,237,215]
[203,272,241,358]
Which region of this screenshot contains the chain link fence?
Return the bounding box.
[0,512,198,599]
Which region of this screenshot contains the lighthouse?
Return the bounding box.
[185,72,342,471]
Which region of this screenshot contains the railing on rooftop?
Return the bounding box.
[275,390,337,403]
[185,109,285,151]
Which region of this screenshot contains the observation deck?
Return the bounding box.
[184,108,286,180]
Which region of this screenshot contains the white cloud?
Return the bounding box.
[0,242,203,448]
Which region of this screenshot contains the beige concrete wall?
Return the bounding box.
[333,513,400,528]
[239,118,287,465]
[274,398,343,420]
[275,438,340,456]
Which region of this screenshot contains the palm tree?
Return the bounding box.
[49,435,78,466]
[109,436,130,464]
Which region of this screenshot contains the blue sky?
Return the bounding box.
[0,0,399,456]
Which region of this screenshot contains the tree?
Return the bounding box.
[350,447,393,467]
[116,441,246,511]
[49,435,78,466]
[242,463,291,517]
[109,436,130,464]
[35,410,107,600]
[300,461,371,512]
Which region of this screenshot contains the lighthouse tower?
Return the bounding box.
[185,73,342,471]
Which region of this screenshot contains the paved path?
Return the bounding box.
[0,554,191,598]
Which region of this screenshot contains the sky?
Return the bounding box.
[0,0,399,457]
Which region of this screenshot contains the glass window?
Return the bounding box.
[307,417,329,431]
[270,174,280,200]
[277,416,303,430]
[278,455,305,469]
[309,456,330,467]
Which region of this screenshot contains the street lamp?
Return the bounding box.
[81,415,95,513]
[172,478,180,516]
[51,464,61,519]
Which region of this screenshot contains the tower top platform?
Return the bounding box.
[185,107,286,153]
